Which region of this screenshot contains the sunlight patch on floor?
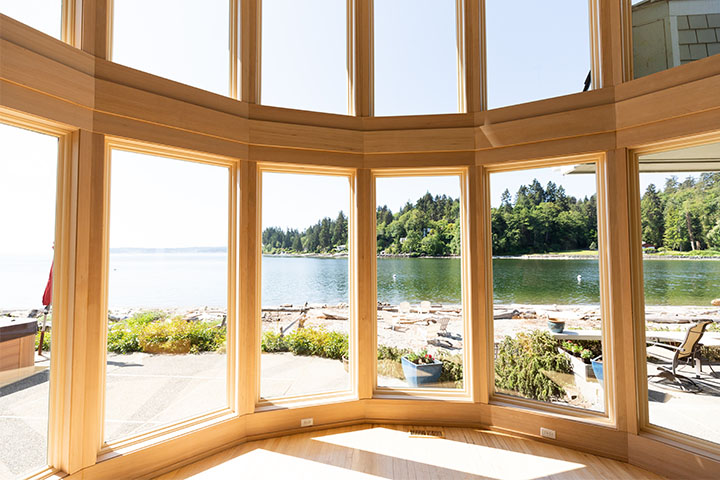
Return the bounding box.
[313,427,585,480]
[177,448,385,479]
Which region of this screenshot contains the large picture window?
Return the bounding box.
[637,141,720,445]
[490,163,606,413]
[105,147,230,443]
[259,170,352,401]
[0,122,59,477]
[375,174,465,391]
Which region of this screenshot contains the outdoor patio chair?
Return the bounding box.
[426,321,452,349]
[381,310,399,331]
[648,319,715,392]
[419,301,431,315]
[437,317,451,336]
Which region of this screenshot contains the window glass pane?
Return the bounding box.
[486,0,591,109]
[0,123,58,477]
[260,172,351,400]
[105,149,228,443]
[0,0,62,39]
[375,176,464,390]
[374,0,459,116]
[639,142,720,445]
[633,0,720,79]
[261,0,347,114]
[491,164,605,413]
[111,0,230,96]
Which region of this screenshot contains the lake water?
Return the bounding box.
[2,254,720,309]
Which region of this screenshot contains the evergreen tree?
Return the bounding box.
[641,184,664,246]
[663,204,686,250]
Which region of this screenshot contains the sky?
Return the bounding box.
[109,150,228,249]
[0,2,711,250]
[0,123,58,254]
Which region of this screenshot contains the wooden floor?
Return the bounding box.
[153,424,665,479]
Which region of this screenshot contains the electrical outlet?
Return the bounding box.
[301,418,314,427]
[540,427,556,439]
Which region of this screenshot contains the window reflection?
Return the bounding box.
[633,0,720,78]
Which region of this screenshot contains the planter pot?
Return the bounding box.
[342,356,349,372]
[547,320,565,333]
[591,356,603,383]
[401,356,443,387]
[560,349,594,380]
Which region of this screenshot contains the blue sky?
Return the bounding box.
[0,1,685,249]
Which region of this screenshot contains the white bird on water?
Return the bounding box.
[392,274,397,281]
[577,274,582,283]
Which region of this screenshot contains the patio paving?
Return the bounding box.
[646,361,720,445]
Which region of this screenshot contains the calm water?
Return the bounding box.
[2,254,720,309]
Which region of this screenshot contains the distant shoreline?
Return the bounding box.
[262,253,462,259]
[109,248,720,261]
[495,254,720,261]
[262,252,720,261]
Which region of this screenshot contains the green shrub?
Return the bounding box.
[261,330,287,352]
[35,330,51,352]
[321,330,348,359]
[495,330,572,402]
[107,311,165,353]
[377,345,409,361]
[107,311,224,354]
[438,353,463,386]
[138,318,225,353]
[261,327,348,360]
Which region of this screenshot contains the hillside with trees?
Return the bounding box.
[262,174,720,257]
[491,179,598,255]
[640,173,720,251]
[376,193,461,256]
[261,192,461,256]
[262,211,349,254]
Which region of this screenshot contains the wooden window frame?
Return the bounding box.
[254,163,358,408]
[628,131,720,456]
[0,108,77,479]
[370,167,475,401]
[97,137,241,456]
[483,153,616,424]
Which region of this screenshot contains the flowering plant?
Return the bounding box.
[405,350,437,365]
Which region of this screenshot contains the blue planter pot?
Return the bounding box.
[401,356,443,387]
[591,356,603,383]
[547,320,565,333]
